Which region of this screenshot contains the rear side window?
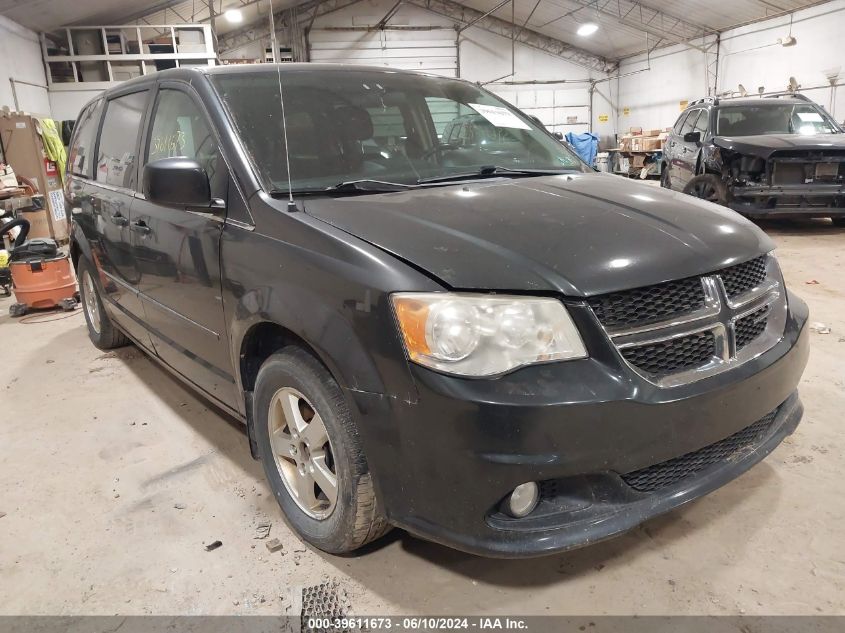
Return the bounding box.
[146,89,226,199]
[68,100,103,178]
[96,91,148,189]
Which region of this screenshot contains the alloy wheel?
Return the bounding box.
[83,271,101,334]
[268,387,338,519]
[691,180,720,202]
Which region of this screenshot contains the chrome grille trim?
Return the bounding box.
[597,256,787,387]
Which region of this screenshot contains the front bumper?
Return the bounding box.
[729,183,845,217]
[350,293,809,558]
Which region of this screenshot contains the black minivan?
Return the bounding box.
[66,64,809,558]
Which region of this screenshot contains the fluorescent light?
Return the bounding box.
[224,8,243,23]
[577,22,599,36]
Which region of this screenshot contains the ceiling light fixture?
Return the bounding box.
[224,8,243,23]
[577,22,599,37]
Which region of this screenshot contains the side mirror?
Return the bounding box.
[683,131,702,144]
[143,158,211,209]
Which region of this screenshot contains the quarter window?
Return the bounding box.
[147,89,226,199]
[673,111,690,134]
[680,109,699,136]
[693,109,709,135]
[69,99,103,178]
[96,91,148,189]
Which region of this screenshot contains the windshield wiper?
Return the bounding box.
[326,179,417,193]
[417,165,575,185]
[268,179,416,198]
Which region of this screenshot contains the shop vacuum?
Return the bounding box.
[0,211,77,316]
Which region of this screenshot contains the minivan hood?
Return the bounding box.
[304,173,774,297]
[713,133,845,159]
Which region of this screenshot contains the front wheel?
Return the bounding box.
[254,346,390,554]
[682,173,730,206]
[660,165,671,189]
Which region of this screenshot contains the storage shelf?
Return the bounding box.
[41,24,216,87]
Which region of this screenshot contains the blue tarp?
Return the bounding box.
[565,132,599,166]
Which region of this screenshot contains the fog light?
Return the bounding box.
[506,482,539,518]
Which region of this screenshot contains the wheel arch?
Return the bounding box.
[237,320,342,460]
[69,221,93,271]
[238,320,337,395]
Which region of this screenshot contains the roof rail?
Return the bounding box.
[687,96,719,108]
[716,90,814,103]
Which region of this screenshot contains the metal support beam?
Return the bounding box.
[406,0,613,73]
[375,0,404,29]
[207,0,217,45]
[217,0,366,53]
[568,0,715,54]
[457,0,510,33]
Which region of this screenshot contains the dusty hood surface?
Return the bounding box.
[304,172,774,297]
[713,133,845,159]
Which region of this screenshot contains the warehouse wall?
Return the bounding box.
[44,0,617,137]
[48,90,102,123]
[309,0,615,139]
[616,0,845,132]
[0,16,51,117]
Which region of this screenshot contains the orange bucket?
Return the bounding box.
[10,256,77,309]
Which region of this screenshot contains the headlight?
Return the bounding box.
[391,292,587,377]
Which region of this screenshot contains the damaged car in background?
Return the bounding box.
[662,94,845,224]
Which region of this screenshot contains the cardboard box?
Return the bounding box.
[631,137,643,152]
[0,114,68,241]
[631,154,646,169]
[641,137,664,152]
[19,207,53,240]
[644,129,662,137]
[628,126,643,136]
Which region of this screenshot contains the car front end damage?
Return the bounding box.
[356,253,810,558]
[706,138,845,218]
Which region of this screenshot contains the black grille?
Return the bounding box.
[735,306,769,350]
[587,276,704,329]
[620,409,779,493]
[587,255,770,331]
[717,255,768,298]
[621,331,715,376]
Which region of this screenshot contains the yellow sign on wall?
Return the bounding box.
[679,100,689,110]
[622,107,630,116]
[598,114,609,123]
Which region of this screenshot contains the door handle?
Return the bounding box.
[110,213,129,227]
[130,220,152,236]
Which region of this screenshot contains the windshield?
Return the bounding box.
[716,103,840,136]
[210,68,588,192]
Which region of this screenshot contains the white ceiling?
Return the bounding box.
[0,0,833,60]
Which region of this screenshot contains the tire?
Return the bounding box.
[254,346,390,554]
[77,257,129,350]
[831,217,845,227]
[682,173,730,206]
[660,165,671,189]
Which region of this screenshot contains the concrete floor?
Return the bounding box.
[1,218,844,616]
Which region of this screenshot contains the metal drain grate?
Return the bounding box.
[300,580,354,633]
